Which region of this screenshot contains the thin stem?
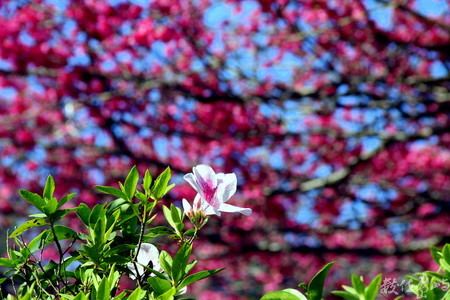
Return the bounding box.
[49,222,75,295]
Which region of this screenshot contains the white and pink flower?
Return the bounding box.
[183,164,252,217]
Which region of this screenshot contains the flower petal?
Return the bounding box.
[182,198,192,214]
[203,204,221,216]
[137,243,161,273]
[219,173,237,202]
[183,173,201,194]
[209,183,225,208]
[218,203,252,216]
[193,164,217,190]
[193,193,202,211]
[127,262,140,279]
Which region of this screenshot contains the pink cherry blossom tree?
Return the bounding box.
[0,0,449,297]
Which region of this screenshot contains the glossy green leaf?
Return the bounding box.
[147,226,175,239]
[143,169,152,191]
[124,165,139,200]
[9,218,48,238]
[152,167,172,199]
[163,205,177,232]
[172,243,192,282]
[43,175,55,200]
[185,259,197,275]
[57,192,76,209]
[94,215,106,245]
[94,185,128,200]
[165,183,175,194]
[282,289,307,300]
[159,250,173,276]
[351,274,365,295]
[96,276,110,300]
[43,196,58,215]
[147,277,172,296]
[0,258,16,268]
[89,204,106,225]
[50,207,78,222]
[157,287,176,300]
[76,203,91,226]
[178,268,225,289]
[261,291,301,300]
[27,226,77,253]
[442,244,450,265]
[19,190,45,211]
[331,291,360,300]
[439,257,450,272]
[170,204,184,232]
[307,262,335,300]
[430,247,442,265]
[364,274,382,300]
[127,287,146,300]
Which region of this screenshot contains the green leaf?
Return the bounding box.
[157,287,176,300]
[184,229,195,237]
[261,291,302,300]
[143,266,167,280]
[171,204,184,232]
[143,169,152,191]
[57,193,76,209]
[185,259,197,275]
[49,225,78,243]
[147,277,173,296]
[19,190,45,211]
[163,205,178,233]
[0,258,16,268]
[127,287,145,300]
[50,207,78,222]
[442,244,450,265]
[146,226,176,239]
[342,285,357,294]
[307,262,335,300]
[124,166,139,200]
[9,218,49,238]
[43,175,55,200]
[439,257,450,272]
[89,204,106,226]
[331,291,360,300]
[107,198,129,214]
[96,276,110,300]
[43,196,58,215]
[94,215,107,245]
[0,278,7,285]
[430,247,442,265]
[27,226,77,253]
[135,191,147,202]
[94,185,128,200]
[165,183,175,194]
[172,243,192,282]
[73,292,89,300]
[425,271,448,280]
[282,289,307,300]
[104,244,136,256]
[76,203,91,226]
[152,167,172,199]
[364,274,382,300]
[178,268,225,289]
[29,213,47,218]
[351,274,365,295]
[159,250,173,276]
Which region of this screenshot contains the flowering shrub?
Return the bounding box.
[0,166,448,299]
